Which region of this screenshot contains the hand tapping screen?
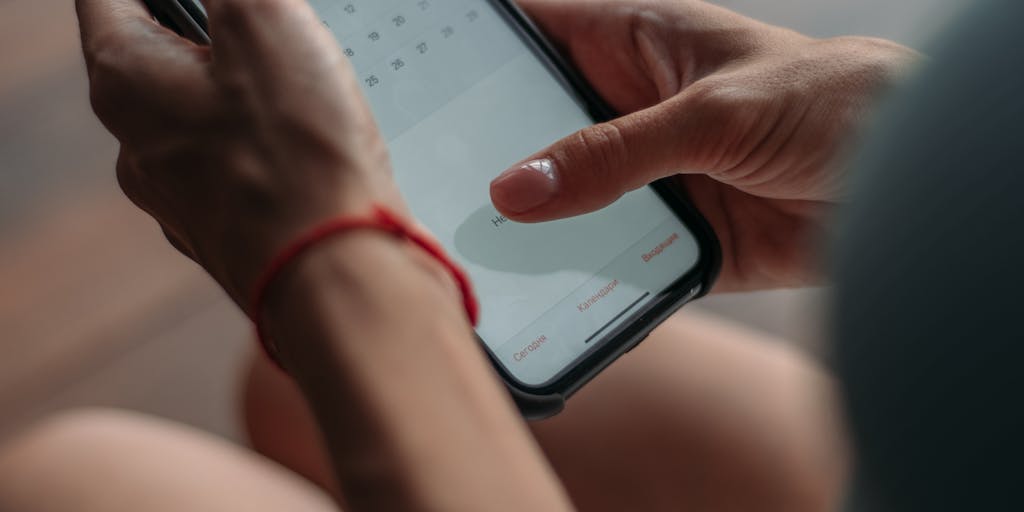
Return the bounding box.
[311,0,701,386]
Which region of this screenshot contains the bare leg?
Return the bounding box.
[0,409,337,512]
[530,311,848,511]
[243,310,848,511]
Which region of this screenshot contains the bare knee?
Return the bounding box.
[0,408,336,512]
[0,408,146,467]
[0,408,158,509]
[527,311,846,512]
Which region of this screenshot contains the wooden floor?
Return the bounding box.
[0,0,959,443]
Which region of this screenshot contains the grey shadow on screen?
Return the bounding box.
[454,204,619,275]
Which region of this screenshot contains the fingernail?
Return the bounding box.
[490,159,558,214]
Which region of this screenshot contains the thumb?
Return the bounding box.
[490,96,701,222]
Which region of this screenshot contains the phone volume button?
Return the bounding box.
[626,334,651,354]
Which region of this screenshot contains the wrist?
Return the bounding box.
[260,229,469,372]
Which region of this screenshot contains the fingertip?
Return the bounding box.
[489,159,560,216]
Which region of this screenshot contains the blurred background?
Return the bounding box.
[0,0,962,444]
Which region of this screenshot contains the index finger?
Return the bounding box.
[76,0,217,137]
[76,0,156,61]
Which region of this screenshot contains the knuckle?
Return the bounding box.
[570,122,630,181]
[87,77,123,126]
[84,42,130,118]
[114,150,141,200]
[551,122,633,206]
[87,81,114,123]
[682,78,739,116]
[115,148,166,217]
[681,78,767,172]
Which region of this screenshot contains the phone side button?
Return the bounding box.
[625,334,650,354]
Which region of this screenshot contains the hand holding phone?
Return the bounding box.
[494,0,918,293]
[79,0,404,308]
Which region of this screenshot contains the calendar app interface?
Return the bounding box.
[312,0,702,386]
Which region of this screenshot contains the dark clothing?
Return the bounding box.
[835,0,1024,509]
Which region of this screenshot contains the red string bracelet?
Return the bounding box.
[249,205,480,367]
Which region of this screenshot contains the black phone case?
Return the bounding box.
[148,0,722,420]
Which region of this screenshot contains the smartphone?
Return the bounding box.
[146,0,721,418]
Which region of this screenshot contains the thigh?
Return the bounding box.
[531,310,848,511]
[0,409,337,512]
[242,311,847,512]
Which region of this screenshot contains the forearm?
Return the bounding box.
[262,233,572,511]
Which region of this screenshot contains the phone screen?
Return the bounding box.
[305,0,702,387]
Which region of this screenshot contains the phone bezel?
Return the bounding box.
[157,0,722,418]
